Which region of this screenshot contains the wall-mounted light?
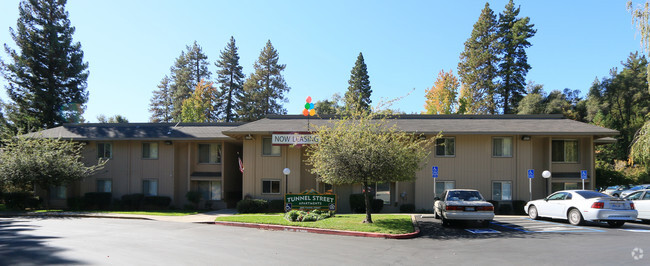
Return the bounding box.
[245,134,254,140]
[164,140,173,145]
[418,135,426,140]
[521,135,531,141]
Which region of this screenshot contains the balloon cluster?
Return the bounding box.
[302,96,316,116]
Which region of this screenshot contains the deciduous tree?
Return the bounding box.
[305,111,437,223]
[97,114,129,123]
[1,0,89,131]
[424,70,459,114]
[180,80,217,123]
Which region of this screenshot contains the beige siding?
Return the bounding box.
[174,142,189,207]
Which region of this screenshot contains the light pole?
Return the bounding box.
[542,170,551,196]
[283,168,291,194]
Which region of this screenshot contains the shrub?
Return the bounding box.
[84,192,112,210]
[121,193,144,210]
[488,200,499,213]
[349,193,366,213]
[236,199,269,213]
[268,199,285,212]
[415,209,434,214]
[498,202,513,214]
[66,197,84,210]
[284,210,330,222]
[512,200,527,215]
[143,196,171,210]
[399,203,416,213]
[371,199,384,213]
[185,191,202,207]
[285,210,300,221]
[4,192,40,210]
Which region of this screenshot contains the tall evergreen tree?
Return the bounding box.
[344,52,372,114]
[215,37,245,122]
[458,3,499,114]
[1,0,89,130]
[497,0,536,114]
[240,40,290,121]
[169,41,211,121]
[149,76,173,123]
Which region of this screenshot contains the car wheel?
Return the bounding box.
[568,208,584,226]
[442,217,451,227]
[607,221,625,228]
[434,211,440,219]
[528,205,539,220]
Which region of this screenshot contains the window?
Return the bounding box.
[319,182,333,194]
[50,186,66,200]
[97,143,112,159]
[197,181,221,200]
[627,191,643,200]
[262,180,280,194]
[644,192,650,200]
[262,138,281,156]
[375,182,390,205]
[142,142,159,159]
[492,181,512,200]
[198,143,221,164]
[435,181,455,196]
[96,179,112,193]
[492,137,513,157]
[552,139,578,163]
[552,182,579,192]
[143,180,158,196]
[435,137,455,157]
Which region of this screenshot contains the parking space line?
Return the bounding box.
[491,218,606,233]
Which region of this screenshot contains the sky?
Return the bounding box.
[0,0,645,123]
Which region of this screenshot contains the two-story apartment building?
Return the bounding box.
[30,114,618,212]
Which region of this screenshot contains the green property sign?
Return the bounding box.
[284,190,336,212]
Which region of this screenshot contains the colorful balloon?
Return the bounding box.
[306,96,312,103]
[302,109,309,116]
[309,109,316,116]
[304,103,311,109]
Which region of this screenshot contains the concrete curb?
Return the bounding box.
[212,214,420,239]
[0,213,152,220]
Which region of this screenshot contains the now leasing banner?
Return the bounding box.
[272,133,320,145]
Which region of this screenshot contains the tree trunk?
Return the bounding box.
[363,180,373,223]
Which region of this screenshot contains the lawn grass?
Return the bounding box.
[215,214,414,234]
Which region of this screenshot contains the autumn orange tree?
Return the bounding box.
[181,80,217,122]
[424,70,460,114]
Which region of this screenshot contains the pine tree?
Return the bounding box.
[149,76,173,123]
[169,41,211,121]
[497,0,536,114]
[458,3,499,114]
[344,52,372,114]
[424,70,460,114]
[240,40,290,121]
[215,37,245,122]
[1,0,89,130]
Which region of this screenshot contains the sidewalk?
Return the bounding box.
[0,209,237,223]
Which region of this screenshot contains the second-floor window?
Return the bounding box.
[435,137,455,157]
[552,139,578,163]
[493,137,513,157]
[262,137,281,156]
[142,142,159,159]
[97,143,112,159]
[198,143,221,164]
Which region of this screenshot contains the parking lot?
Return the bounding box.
[417,215,650,238]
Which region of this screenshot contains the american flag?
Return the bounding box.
[238,156,244,173]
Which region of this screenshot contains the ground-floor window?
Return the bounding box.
[262,179,280,194]
[552,182,579,192]
[97,179,112,193]
[492,181,512,200]
[435,181,455,196]
[50,186,66,200]
[375,182,390,205]
[319,182,333,194]
[143,179,158,196]
[197,181,221,200]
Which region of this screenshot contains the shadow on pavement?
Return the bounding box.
[0,218,83,265]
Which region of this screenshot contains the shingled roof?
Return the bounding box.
[224,114,619,138]
[25,123,244,141]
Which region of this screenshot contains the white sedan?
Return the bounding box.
[434,189,495,227]
[524,190,638,227]
[623,189,650,222]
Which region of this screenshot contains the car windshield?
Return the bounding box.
[575,191,610,199]
[446,191,483,201]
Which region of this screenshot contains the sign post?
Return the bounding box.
[432,166,439,198]
[528,169,535,201]
[581,170,588,190]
